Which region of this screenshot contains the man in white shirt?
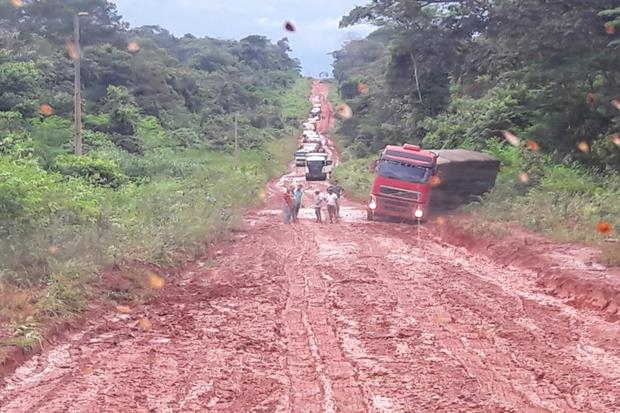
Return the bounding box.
[326,188,339,223]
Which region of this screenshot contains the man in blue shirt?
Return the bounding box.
[292,184,304,222]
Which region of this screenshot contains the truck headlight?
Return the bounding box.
[414,208,423,219]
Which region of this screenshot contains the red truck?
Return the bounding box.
[367,144,499,221]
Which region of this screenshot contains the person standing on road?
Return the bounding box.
[328,179,345,218]
[326,188,339,224]
[313,190,325,223]
[283,188,294,224]
[292,184,303,222]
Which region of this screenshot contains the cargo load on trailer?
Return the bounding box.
[367,144,499,221]
[430,149,501,209]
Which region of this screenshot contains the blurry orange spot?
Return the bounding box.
[47,244,59,254]
[335,103,353,119]
[115,305,132,314]
[518,171,529,183]
[357,83,369,94]
[9,0,23,7]
[596,221,613,235]
[39,104,53,116]
[501,130,520,146]
[430,175,441,188]
[284,21,295,32]
[127,41,140,53]
[147,272,165,289]
[609,134,620,147]
[525,139,539,152]
[586,93,596,106]
[138,318,152,331]
[576,141,590,153]
[436,216,447,226]
[80,366,93,375]
[258,190,267,200]
[605,23,616,35]
[611,99,620,111]
[65,40,80,60]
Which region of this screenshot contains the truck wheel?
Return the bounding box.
[367,209,374,221]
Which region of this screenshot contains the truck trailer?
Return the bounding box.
[367,144,499,221]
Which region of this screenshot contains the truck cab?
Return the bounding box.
[305,153,333,181]
[367,144,437,221]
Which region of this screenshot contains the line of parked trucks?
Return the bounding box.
[293,100,333,181]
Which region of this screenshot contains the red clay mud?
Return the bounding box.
[0,81,618,413]
[434,217,620,321]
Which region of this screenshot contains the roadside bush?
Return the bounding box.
[52,154,127,188]
[331,158,374,202]
[469,141,620,242]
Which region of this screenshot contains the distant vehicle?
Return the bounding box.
[305,152,333,181]
[302,130,320,141]
[301,142,319,152]
[295,142,321,166]
[310,107,321,117]
[367,144,499,221]
[294,149,307,167]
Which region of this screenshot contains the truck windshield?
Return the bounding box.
[306,160,323,173]
[377,159,431,183]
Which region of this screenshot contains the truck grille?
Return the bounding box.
[376,196,416,215]
[378,185,420,201]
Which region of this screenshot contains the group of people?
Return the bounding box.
[282,180,344,224]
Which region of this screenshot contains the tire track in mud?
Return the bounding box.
[315,223,620,412]
[281,218,368,413]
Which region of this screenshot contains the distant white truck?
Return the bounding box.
[305,152,332,181]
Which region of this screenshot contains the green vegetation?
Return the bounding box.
[331,0,620,249]
[331,158,373,203]
[0,0,307,354]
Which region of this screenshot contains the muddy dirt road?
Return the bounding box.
[1,81,618,412]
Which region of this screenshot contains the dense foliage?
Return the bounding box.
[332,0,620,173]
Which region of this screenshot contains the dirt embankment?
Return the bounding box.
[431,217,620,322]
[0,80,618,413]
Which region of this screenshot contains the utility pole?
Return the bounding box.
[234,113,238,169]
[73,12,89,155]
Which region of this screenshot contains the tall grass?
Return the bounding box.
[473,140,620,244]
[331,158,374,202]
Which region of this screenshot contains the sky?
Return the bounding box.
[111,0,377,77]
